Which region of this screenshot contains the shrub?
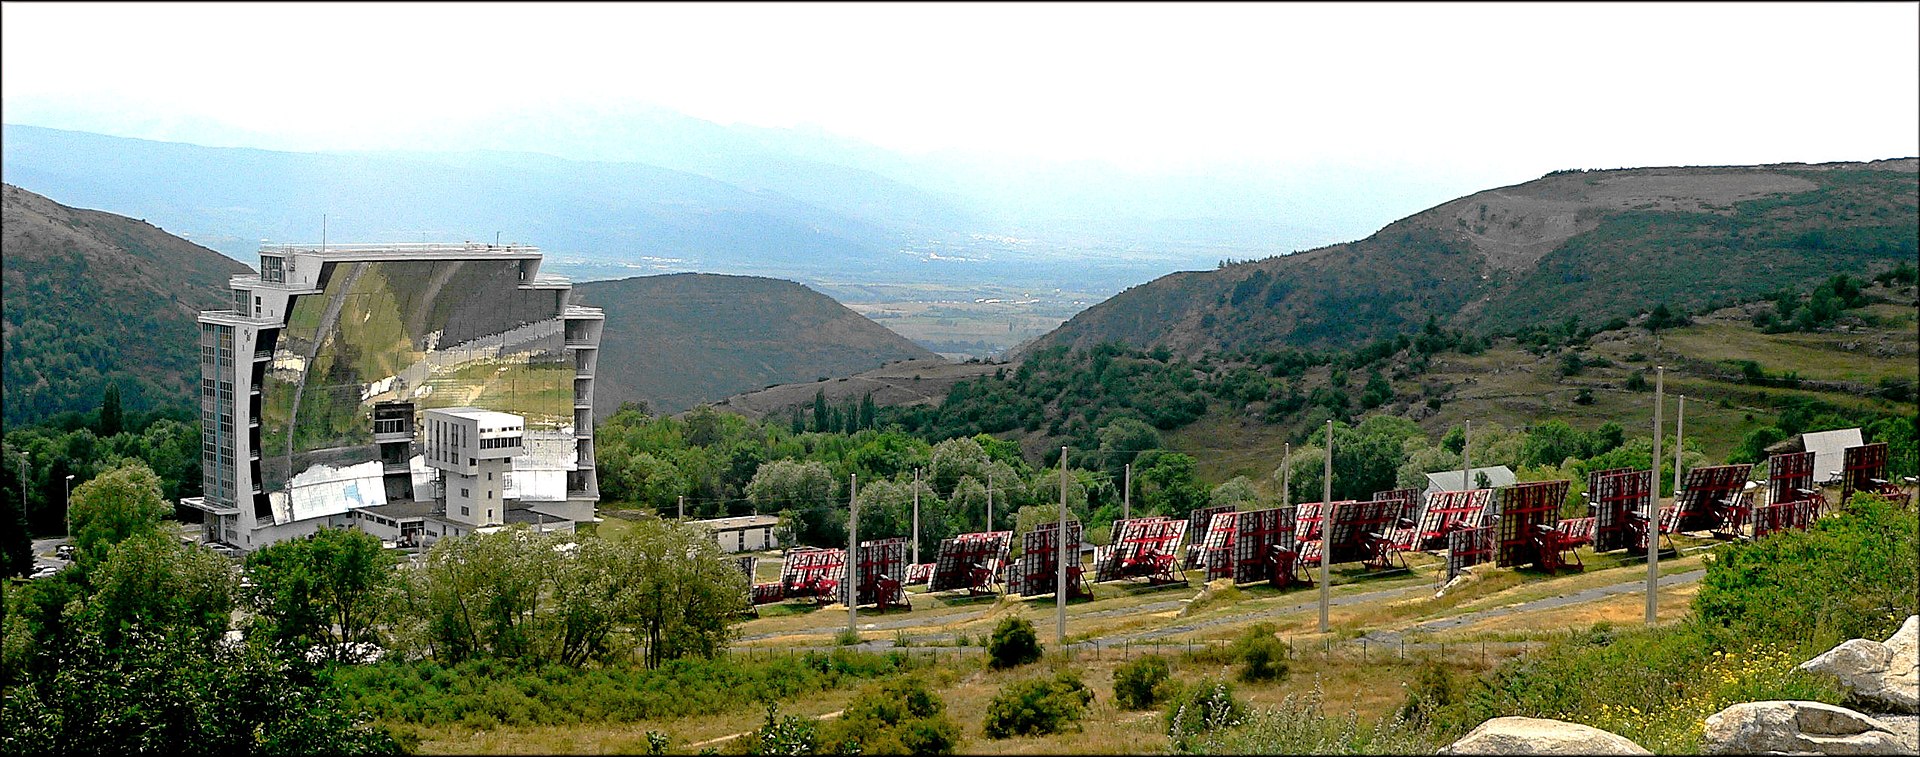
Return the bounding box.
[1624,371,1649,392]
[986,616,1042,670]
[1232,624,1289,683]
[740,702,818,755]
[982,671,1093,738]
[1113,655,1174,710]
[819,676,961,755]
[1178,681,1433,755]
[1164,678,1246,750]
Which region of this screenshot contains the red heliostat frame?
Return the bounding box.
[1840,443,1890,504]
[1229,507,1296,585]
[779,546,846,602]
[1093,517,1188,585]
[1324,500,1399,566]
[1494,480,1569,569]
[1415,490,1491,550]
[1767,451,1817,510]
[1184,504,1235,570]
[1588,469,1651,553]
[854,538,910,610]
[1195,511,1241,581]
[1673,464,1753,533]
[928,531,1011,594]
[1008,521,1088,598]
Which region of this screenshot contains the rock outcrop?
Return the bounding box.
[1701,700,1907,755]
[1799,615,1919,714]
[1439,716,1651,755]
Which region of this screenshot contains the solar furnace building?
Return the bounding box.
[180,242,604,551]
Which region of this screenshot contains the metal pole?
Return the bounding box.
[1673,396,1686,500]
[1058,446,1068,646]
[912,468,921,566]
[1319,420,1332,633]
[678,495,684,520]
[986,486,993,533]
[849,474,858,636]
[1122,463,1131,523]
[1647,367,1663,626]
[65,474,75,538]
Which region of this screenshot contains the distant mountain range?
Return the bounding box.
[0,120,1351,296]
[573,273,936,416]
[1030,159,1919,355]
[1,184,250,425]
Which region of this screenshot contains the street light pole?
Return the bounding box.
[65,474,76,539]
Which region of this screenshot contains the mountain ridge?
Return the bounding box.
[1028,159,1918,356]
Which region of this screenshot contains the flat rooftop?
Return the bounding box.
[259,242,540,256]
[689,515,781,530]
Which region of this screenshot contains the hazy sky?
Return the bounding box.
[5,2,1916,178]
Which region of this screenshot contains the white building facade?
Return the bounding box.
[181,242,603,552]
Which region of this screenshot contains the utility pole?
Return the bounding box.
[65,474,75,538]
[1057,446,1069,647]
[912,468,921,566]
[986,485,993,533]
[1122,462,1131,523]
[677,495,684,520]
[848,474,859,637]
[1647,367,1664,626]
[1319,421,1332,633]
[1673,396,1686,500]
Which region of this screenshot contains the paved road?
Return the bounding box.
[1357,569,1707,644]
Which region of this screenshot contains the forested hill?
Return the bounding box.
[575,273,937,416]
[1029,159,1918,356]
[2,184,251,427]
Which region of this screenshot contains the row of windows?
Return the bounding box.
[479,436,522,450]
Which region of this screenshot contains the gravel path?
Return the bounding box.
[1357,568,1707,643]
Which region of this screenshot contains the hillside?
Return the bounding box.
[1030,159,1918,356]
[574,273,939,416]
[1,184,252,426]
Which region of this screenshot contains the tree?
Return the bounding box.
[1097,417,1161,480]
[245,528,399,663]
[0,625,400,755]
[747,459,841,546]
[1136,450,1206,518]
[625,519,748,668]
[1113,655,1174,710]
[66,461,172,566]
[982,671,1092,738]
[1208,477,1260,511]
[98,383,124,438]
[87,531,236,649]
[623,453,688,513]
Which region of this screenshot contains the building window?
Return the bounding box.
[487,509,494,520]
[461,506,469,516]
[461,488,470,498]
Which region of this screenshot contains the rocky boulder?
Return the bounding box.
[1799,615,1919,713]
[1439,716,1650,755]
[1702,700,1906,755]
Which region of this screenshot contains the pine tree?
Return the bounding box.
[99,383,124,437]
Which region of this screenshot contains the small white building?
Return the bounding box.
[1800,428,1863,484]
[690,515,781,553]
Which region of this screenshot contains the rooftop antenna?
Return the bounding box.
[322,214,327,252]
[495,231,502,247]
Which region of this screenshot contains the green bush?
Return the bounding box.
[982,671,1093,739]
[986,616,1042,670]
[1113,655,1174,710]
[1232,623,1289,683]
[1693,493,1917,649]
[1177,681,1433,755]
[818,676,961,755]
[1163,678,1246,751]
[739,702,818,755]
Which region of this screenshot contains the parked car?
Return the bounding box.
[54,544,74,560]
[30,565,60,580]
